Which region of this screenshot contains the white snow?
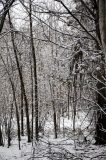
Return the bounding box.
[0,137,32,160]
[0,112,106,160]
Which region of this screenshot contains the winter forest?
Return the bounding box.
[0,0,106,159]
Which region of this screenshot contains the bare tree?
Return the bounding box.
[8,12,31,142]
[0,0,15,33]
[29,0,39,141]
[54,0,106,144]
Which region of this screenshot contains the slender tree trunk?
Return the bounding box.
[0,125,4,146]
[0,52,21,148]
[8,13,31,142]
[29,0,39,141]
[29,53,34,143]
[7,124,11,147]
[49,80,58,139]
[19,54,24,136]
[12,83,21,149]
[31,67,34,143]
[53,101,57,139]
[67,82,70,119]
[0,0,15,33]
[21,85,24,136]
[7,103,13,147]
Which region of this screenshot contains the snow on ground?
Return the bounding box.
[44,111,91,140]
[0,113,105,160]
[0,136,33,160]
[1,135,106,160]
[33,138,106,160]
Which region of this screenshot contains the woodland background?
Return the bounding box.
[0,0,106,159]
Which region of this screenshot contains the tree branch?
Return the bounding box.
[0,0,15,33]
[79,0,95,17]
[55,0,99,44]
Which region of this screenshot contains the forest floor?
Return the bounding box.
[0,135,106,160]
[0,116,106,160]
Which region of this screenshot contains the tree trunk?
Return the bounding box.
[0,0,15,33]
[21,85,24,136]
[19,55,24,136]
[29,0,39,141]
[7,103,13,148]
[8,12,31,142]
[10,78,21,149]
[99,0,106,57]
[29,52,34,142]
[0,52,21,148]
[0,125,4,146]
[53,102,57,139]
[95,55,106,144]
[94,0,106,145]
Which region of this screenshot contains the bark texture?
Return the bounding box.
[95,0,106,144]
[0,0,15,33]
[99,0,106,55]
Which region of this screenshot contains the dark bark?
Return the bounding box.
[7,73,21,149]
[67,0,106,145]
[31,61,34,142]
[0,125,4,146]
[95,111,106,144]
[29,0,39,141]
[49,80,58,139]
[67,82,70,119]
[12,82,21,149]
[95,56,106,144]
[93,0,101,45]
[7,125,11,147]
[21,85,24,136]
[0,0,15,33]
[29,50,34,142]
[53,101,58,139]
[0,53,21,149]
[99,0,106,53]
[20,58,24,136]
[8,13,31,142]
[58,0,106,144]
[94,0,106,144]
[7,103,13,147]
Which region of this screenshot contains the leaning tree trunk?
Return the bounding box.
[8,12,31,142]
[95,0,106,144]
[0,0,15,33]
